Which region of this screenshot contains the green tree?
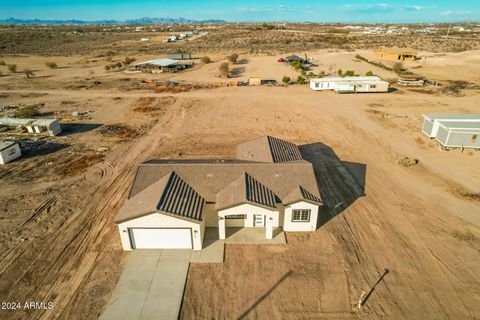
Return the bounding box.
[345,70,355,76]
[296,75,306,85]
[337,68,343,76]
[291,60,303,70]
[365,70,374,76]
[282,76,291,84]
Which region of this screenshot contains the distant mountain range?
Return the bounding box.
[0,17,225,25]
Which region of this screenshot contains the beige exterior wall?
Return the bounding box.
[117,213,203,251]
[283,201,319,232]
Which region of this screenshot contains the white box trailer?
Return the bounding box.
[0,141,21,164]
[422,114,480,149]
[310,76,389,93]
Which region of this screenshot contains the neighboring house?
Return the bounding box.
[373,46,417,61]
[285,55,307,64]
[115,136,323,250]
[0,117,62,136]
[126,58,192,73]
[310,76,389,93]
[0,141,21,164]
[422,114,480,149]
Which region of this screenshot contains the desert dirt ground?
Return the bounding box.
[0,47,479,320]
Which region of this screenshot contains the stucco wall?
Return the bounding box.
[283,201,319,232]
[117,213,203,250]
[218,203,279,227]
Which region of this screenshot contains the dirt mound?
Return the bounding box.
[132,96,176,113]
[58,153,105,176]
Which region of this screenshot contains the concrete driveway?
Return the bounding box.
[101,250,191,320]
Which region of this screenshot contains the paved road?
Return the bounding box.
[101,250,191,320]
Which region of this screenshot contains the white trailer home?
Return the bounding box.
[0,141,21,164]
[310,76,389,93]
[0,117,62,136]
[422,114,480,149]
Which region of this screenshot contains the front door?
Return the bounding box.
[254,214,264,227]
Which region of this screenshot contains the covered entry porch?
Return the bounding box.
[217,204,279,240]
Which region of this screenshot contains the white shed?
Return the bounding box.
[422,114,480,149]
[0,141,21,164]
[310,76,389,93]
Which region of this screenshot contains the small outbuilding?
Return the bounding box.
[127,58,192,73]
[422,114,480,149]
[0,117,62,136]
[374,46,417,61]
[310,76,389,93]
[167,52,192,60]
[0,141,21,164]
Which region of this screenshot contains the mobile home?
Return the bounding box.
[310,76,389,93]
[422,114,480,149]
[0,141,21,164]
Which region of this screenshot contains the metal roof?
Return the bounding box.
[133,58,180,67]
[0,117,59,127]
[0,140,17,151]
[311,76,382,82]
[215,172,277,210]
[283,186,323,206]
[236,135,303,163]
[423,114,480,121]
[437,121,480,131]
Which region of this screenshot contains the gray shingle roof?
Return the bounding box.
[215,172,277,210]
[236,136,303,163]
[115,171,205,223]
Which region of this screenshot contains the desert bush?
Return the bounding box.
[441,81,469,96]
[23,69,35,79]
[124,56,136,65]
[393,62,404,73]
[366,70,374,76]
[227,53,239,64]
[219,62,229,78]
[398,157,419,167]
[15,106,40,118]
[201,56,211,64]
[282,76,291,84]
[337,68,343,76]
[104,65,111,71]
[291,60,303,70]
[0,60,5,66]
[45,62,57,69]
[296,75,306,84]
[7,64,17,73]
[344,70,355,76]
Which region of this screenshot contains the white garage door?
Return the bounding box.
[129,228,192,249]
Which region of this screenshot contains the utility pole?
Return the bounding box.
[446,22,452,38]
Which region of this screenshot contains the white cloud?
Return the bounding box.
[439,10,472,16]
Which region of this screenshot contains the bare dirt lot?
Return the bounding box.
[0,28,479,320]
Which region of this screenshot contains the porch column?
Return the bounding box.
[218,217,226,240]
[265,213,273,240]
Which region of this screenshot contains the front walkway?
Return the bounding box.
[207,227,286,244]
[101,250,191,320]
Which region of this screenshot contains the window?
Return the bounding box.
[226,214,246,219]
[370,85,376,89]
[472,135,478,143]
[292,209,310,222]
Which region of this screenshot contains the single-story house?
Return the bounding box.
[0,117,62,136]
[373,46,417,61]
[0,141,21,164]
[126,58,192,74]
[422,114,480,149]
[285,55,307,64]
[310,76,389,93]
[115,136,323,250]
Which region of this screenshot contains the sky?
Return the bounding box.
[0,0,478,23]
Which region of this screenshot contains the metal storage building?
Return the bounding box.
[422,114,480,149]
[310,76,389,93]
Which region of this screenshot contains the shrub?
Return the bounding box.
[366,70,374,76]
[337,68,343,76]
[291,60,303,70]
[23,69,35,79]
[296,75,306,85]
[398,157,419,167]
[0,60,5,66]
[393,62,404,73]
[201,56,211,64]
[104,65,111,71]
[219,62,229,78]
[45,62,57,69]
[345,70,355,76]
[282,76,291,84]
[15,106,40,118]
[7,64,16,73]
[227,53,239,64]
[124,56,136,65]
